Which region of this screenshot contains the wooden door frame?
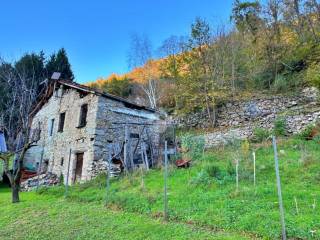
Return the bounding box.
[73,152,84,184]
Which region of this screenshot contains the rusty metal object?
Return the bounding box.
[21,169,37,182]
[175,159,191,168]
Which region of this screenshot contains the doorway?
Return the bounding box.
[74,152,84,183]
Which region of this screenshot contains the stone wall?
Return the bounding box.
[24,83,162,185]
[91,96,162,176]
[24,84,99,184]
[174,88,320,148]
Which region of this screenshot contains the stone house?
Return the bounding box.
[24,80,162,184]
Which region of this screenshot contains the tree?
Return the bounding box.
[99,75,132,97]
[231,0,262,37]
[127,34,161,109]
[187,17,221,126]
[263,0,285,88]
[0,57,43,203]
[282,0,305,39]
[158,35,185,110]
[303,0,320,42]
[0,52,46,146]
[158,35,184,79]
[46,48,74,80]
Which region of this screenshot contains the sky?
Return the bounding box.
[0,0,234,83]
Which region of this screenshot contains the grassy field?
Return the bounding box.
[0,186,251,240]
[1,137,320,239]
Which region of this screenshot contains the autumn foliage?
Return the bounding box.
[88,1,320,118]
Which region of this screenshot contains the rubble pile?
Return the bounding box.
[21,172,60,191]
[173,88,320,148]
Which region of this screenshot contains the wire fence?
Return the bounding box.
[99,132,320,239]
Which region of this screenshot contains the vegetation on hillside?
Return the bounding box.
[88,0,320,119]
[20,134,320,239]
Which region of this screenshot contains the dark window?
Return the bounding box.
[58,112,66,132]
[60,157,64,166]
[79,91,88,98]
[78,104,88,128]
[130,133,140,139]
[49,119,55,136]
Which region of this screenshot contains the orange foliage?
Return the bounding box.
[87,59,164,88]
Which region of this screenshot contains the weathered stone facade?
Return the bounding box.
[24,81,161,185]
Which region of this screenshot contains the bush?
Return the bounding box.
[241,139,250,159]
[272,74,288,93]
[227,160,236,176]
[190,169,212,185]
[273,117,287,136]
[305,63,320,90]
[204,163,235,184]
[298,124,315,140]
[313,135,320,143]
[251,127,270,143]
[181,134,205,160]
[205,165,222,179]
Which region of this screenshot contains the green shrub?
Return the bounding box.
[181,134,205,160]
[190,169,212,185]
[313,135,320,143]
[205,165,222,179]
[298,124,314,140]
[251,127,270,143]
[241,139,250,159]
[272,73,303,92]
[273,117,287,136]
[305,63,320,89]
[227,160,236,176]
[205,164,235,184]
[272,74,288,92]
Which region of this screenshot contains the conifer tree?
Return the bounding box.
[46,48,74,80]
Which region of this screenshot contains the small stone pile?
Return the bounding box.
[21,172,59,191]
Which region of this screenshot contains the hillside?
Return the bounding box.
[2,2,320,240]
[0,187,248,240]
[2,136,320,239]
[86,1,320,118]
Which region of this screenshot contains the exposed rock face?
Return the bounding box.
[174,88,320,148]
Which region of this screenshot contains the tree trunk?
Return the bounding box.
[11,182,20,203]
[204,85,214,128]
[212,105,217,127]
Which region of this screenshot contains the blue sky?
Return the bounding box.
[0,0,234,83]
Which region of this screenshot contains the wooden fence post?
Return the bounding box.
[272,136,287,240]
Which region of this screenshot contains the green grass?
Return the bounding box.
[2,137,320,239]
[0,186,250,240]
